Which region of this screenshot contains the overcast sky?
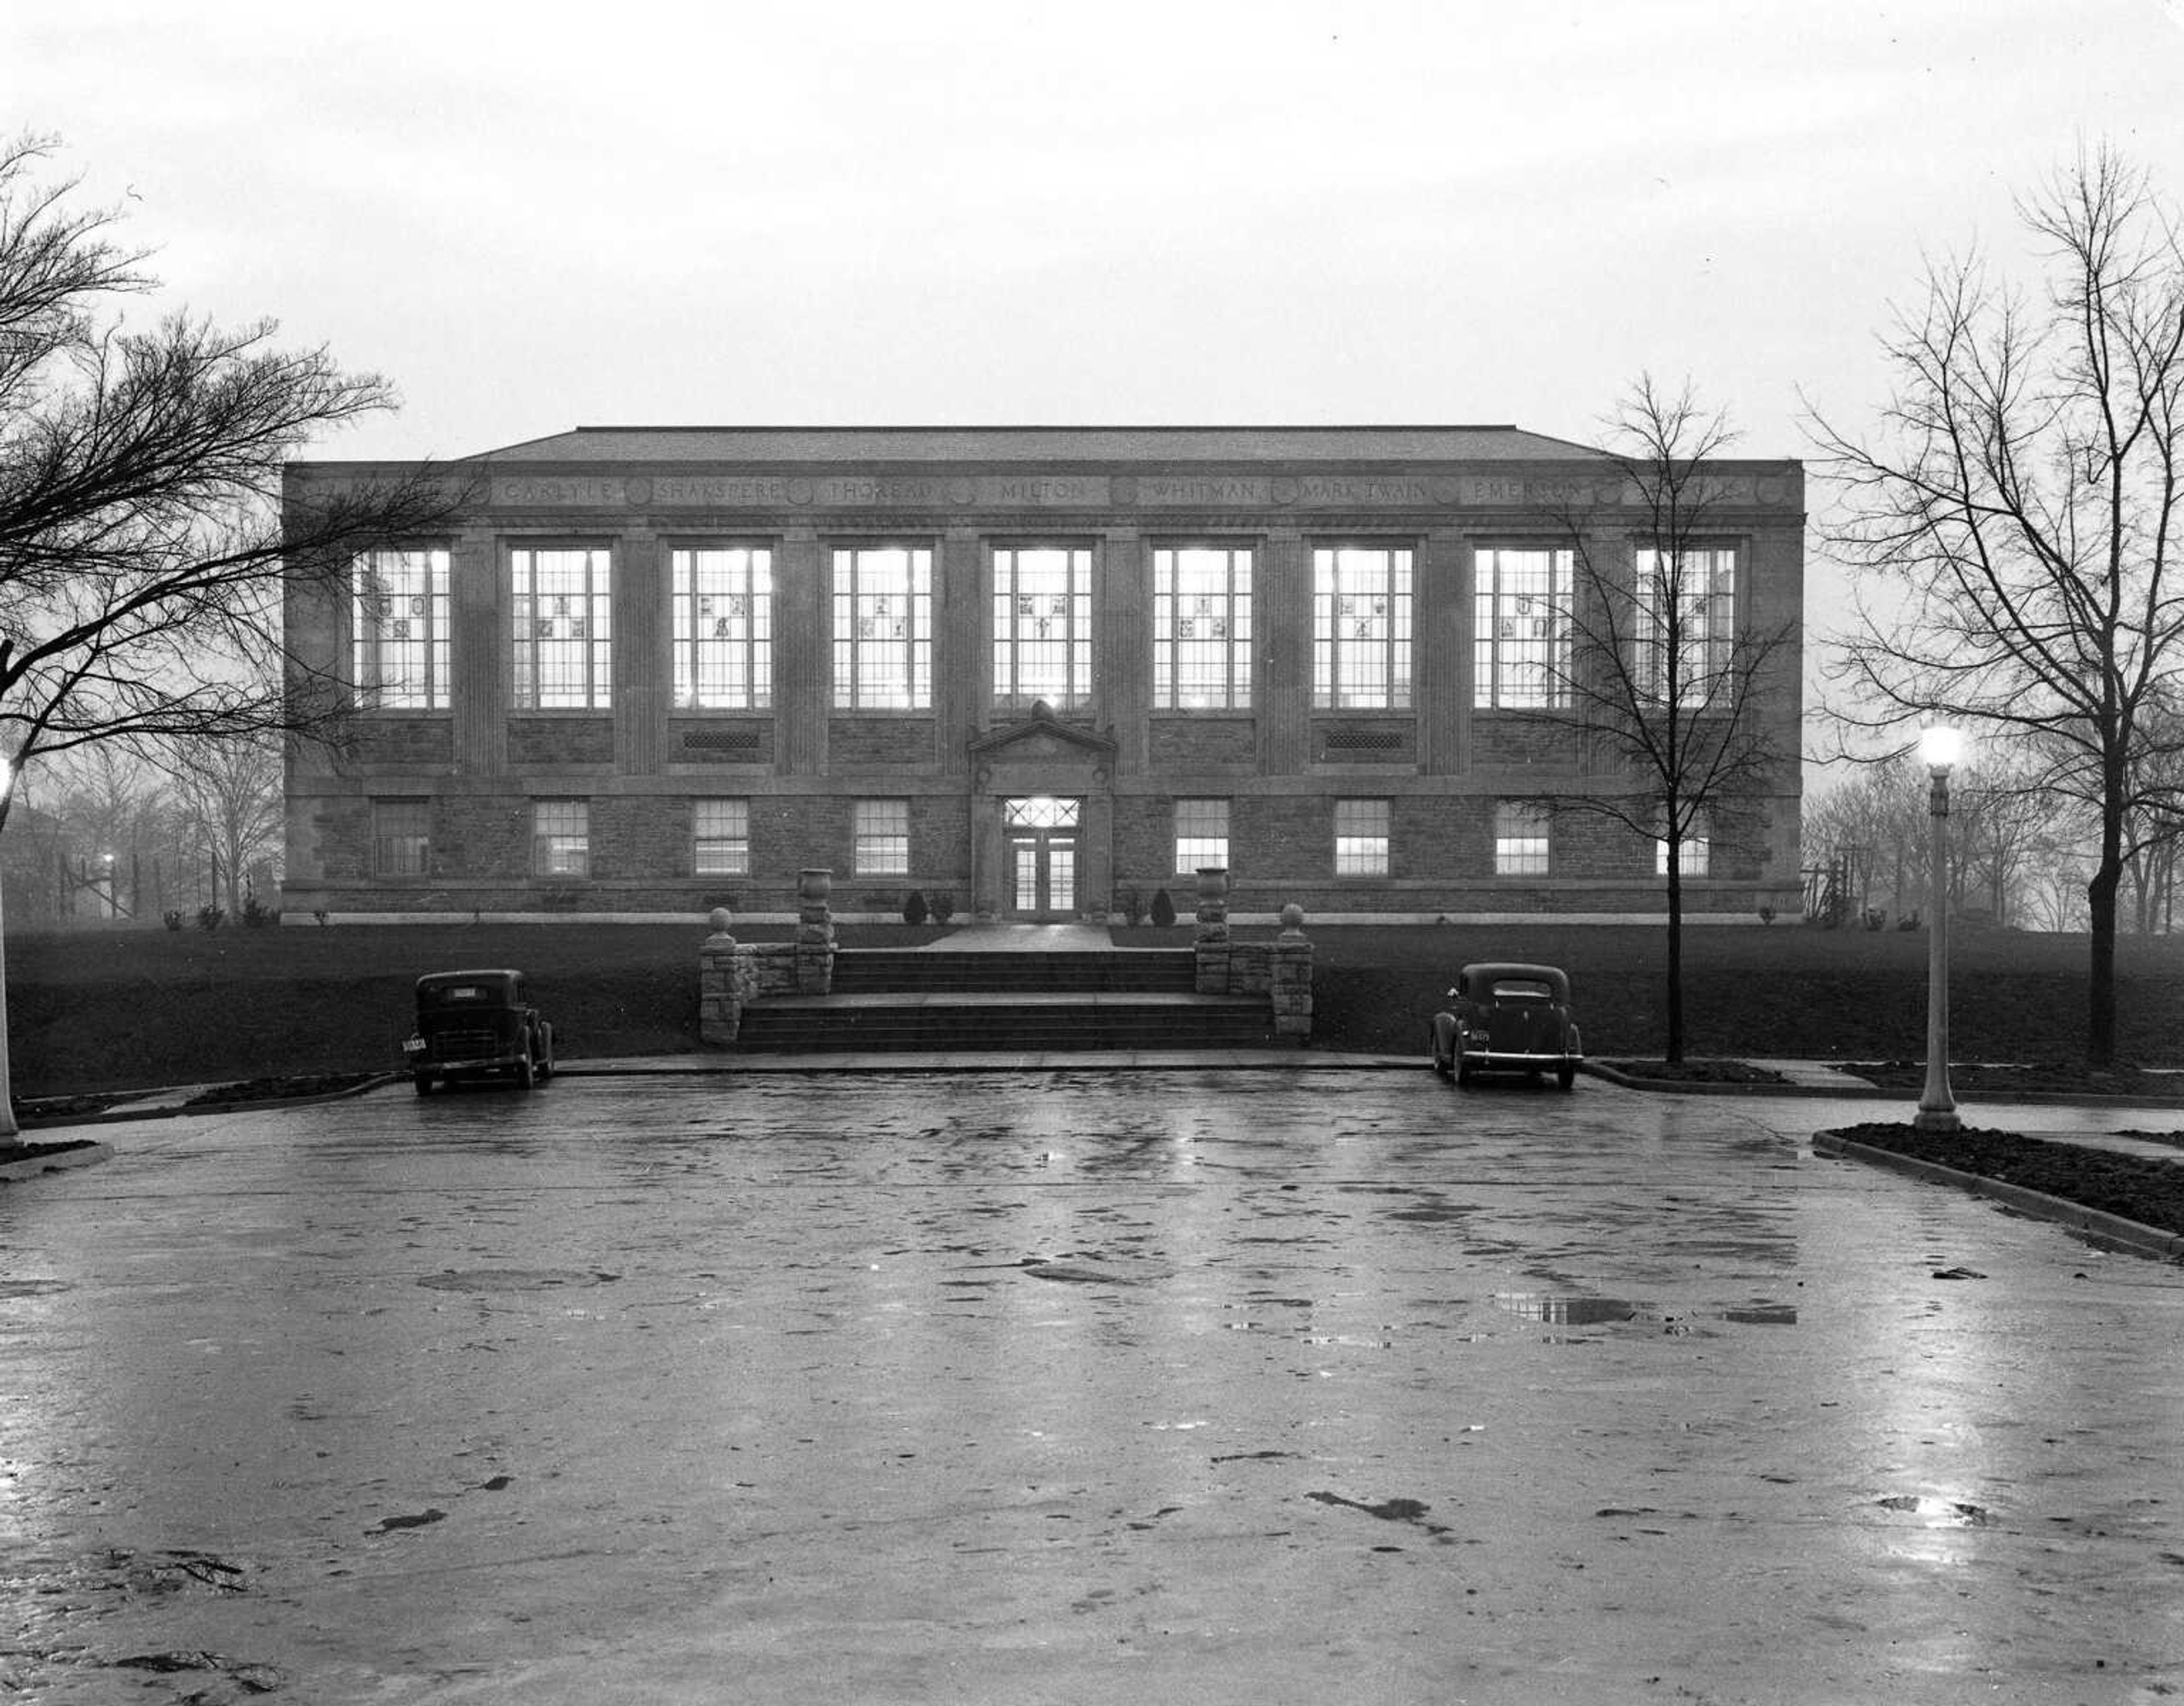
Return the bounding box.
[13,0,2184,463]
[10,1,2184,758]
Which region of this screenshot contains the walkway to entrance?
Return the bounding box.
[912,922,1117,953]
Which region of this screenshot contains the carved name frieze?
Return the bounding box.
[483,468,1798,512]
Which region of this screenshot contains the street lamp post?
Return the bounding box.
[0,759,15,1140]
[1916,726,1964,1133]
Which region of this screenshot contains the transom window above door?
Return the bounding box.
[1004,796,1081,830]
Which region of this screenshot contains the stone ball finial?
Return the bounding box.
[707,906,734,934]
[1280,902,1305,934]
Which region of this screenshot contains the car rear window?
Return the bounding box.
[428,984,496,1005]
[1491,980,1555,1001]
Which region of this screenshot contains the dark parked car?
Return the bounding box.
[1429,962,1582,1090]
[404,969,555,1095]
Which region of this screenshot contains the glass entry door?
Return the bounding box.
[1003,796,1082,921]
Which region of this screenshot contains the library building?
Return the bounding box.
[280,426,1805,925]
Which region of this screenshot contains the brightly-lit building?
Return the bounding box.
[280,426,1805,922]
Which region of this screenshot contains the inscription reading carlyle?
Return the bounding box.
[493,477,623,506]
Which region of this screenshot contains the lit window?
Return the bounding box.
[993,546,1092,710]
[1313,545,1412,710]
[855,798,910,876]
[533,800,590,877]
[352,549,449,709]
[1474,546,1572,708]
[1155,545,1252,709]
[694,798,751,876]
[1656,822,1711,877]
[371,798,429,876]
[1635,546,1736,703]
[512,546,613,710]
[1335,799,1389,877]
[673,547,772,709]
[833,546,932,709]
[1174,798,1229,872]
[1494,801,1549,876]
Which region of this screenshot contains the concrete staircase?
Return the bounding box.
[732,946,1273,1053]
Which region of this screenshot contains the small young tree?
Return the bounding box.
[1538,377,1800,1060]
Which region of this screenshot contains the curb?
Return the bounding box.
[0,1141,115,1183]
[1810,1131,2184,1262]
[15,1074,399,1130]
[1585,1062,1879,1098]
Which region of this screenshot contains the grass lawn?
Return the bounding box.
[7,916,2183,1098]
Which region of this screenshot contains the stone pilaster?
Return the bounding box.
[1258,528,1310,774]
[776,529,826,775]
[1418,528,1470,775]
[452,523,506,774]
[615,524,664,776]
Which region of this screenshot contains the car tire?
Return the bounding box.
[1557,1063,1577,1092]
[537,1024,555,1082]
[1429,1029,1450,1077]
[414,1073,434,1097]
[514,1047,535,1091]
[1454,1036,1474,1086]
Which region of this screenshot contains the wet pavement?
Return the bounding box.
[3,1070,2182,1704]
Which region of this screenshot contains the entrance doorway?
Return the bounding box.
[1003,796,1081,921]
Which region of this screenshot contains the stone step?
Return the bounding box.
[734,992,1272,1053]
[830,950,1198,994]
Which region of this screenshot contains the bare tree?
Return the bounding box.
[0,132,468,831]
[159,731,281,918]
[1813,145,2184,1063]
[1538,378,1800,1061]
[51,742,163,917]
[1802,761,1931,924]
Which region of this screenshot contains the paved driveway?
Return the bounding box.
[3,1071,2181,1704]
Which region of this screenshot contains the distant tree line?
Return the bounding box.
[0,734,281,925]
[1800,753,2181,935]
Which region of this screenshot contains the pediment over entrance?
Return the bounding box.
[967,705,1118,767]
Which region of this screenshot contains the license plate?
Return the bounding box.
[401,1037,426,1054]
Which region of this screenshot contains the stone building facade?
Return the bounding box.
[280,426,1805,923]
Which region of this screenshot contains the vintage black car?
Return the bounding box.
[404,969,555,1094]
[1429,962,1582,1090]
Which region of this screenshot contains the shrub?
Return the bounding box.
[1758,905,1776,925]
[242,890,276,928]
[930,891,956,925]
[1150,888,1177,927]
[196,905,225,931]
[903,888,929,926]
[1114,887,1145,926]
[163,909,184,931]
